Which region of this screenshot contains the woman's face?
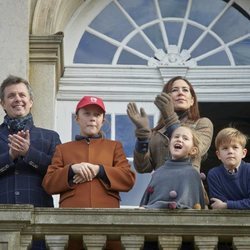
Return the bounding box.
[76,105,104,137]
[169,79,194,111]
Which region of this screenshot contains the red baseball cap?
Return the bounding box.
[75,96,106,113]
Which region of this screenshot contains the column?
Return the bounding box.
[29,34,64,130]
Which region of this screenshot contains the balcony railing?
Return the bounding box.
[1,205,250,249]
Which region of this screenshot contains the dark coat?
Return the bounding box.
[0,123,61,207]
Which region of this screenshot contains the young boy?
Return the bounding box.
[207,127,249,209]
[42,96,135,249]
[140,125,205,209]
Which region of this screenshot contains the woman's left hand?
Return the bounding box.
[154,92,175,119]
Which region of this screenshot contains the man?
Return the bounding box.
[0,75,61,249]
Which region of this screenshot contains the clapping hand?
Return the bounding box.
[127,102,149,129]
[8,130,30,159]
[154,92,175,120]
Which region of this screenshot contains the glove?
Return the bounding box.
[154,92,179,128]
[127,103,151,140]
[154,92,175,120]
[127,102,149,129]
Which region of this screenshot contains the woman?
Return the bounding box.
[127,76,213,173]
[43,95,135,250]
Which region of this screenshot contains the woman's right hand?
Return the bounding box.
[127,102,149,129]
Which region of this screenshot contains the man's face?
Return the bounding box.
[0,83,33,118]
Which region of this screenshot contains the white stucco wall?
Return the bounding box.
[0,0,29,81]
[0,0,29,121]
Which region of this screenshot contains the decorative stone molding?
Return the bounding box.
[31,0,87,34]
[57,65,250,102]
[148,46,197,67]
[29,34,64,85]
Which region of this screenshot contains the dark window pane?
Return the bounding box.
[118,50,147,65]
[189,0,226,26]
[197,51,230,66]
[89,3,133,41]
[164,22,182,45]
[127,33,154,57]
[118,0,157,26]
[71,114,111,140]
[212,6,250,43]
[182,24,203,50]
[191,33,221,58]
[74,32,117,64]
[159,0,188,18]
[230,38,250,65]
[144,24,165,51]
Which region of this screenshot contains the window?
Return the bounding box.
[73,0,250,66]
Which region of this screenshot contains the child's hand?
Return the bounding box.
[210,198,227,209]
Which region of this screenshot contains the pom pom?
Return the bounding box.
[200,172,206,181]
[193,203,201,210]
[147,186,154,194]
[169,190,177,198]
[168,201,177,209]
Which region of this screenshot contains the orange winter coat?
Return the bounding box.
[42,138,136,208]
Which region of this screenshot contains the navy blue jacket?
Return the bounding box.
[0,123,61,207]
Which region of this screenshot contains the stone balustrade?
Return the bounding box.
[1,205,250,249]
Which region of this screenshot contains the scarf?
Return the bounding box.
[3,113,33,133]
[75,134,102,141]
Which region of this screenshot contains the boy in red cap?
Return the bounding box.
[42,96,135,250]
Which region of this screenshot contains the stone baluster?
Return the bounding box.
[158,236,182,250]
[20,235,32,250]
[194,236,218,250]
[121,235,144,250]
[45,235,69,250]
[233,237,250,249]
[82,235,107,250]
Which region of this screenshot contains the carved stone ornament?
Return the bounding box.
[148,45,197,67]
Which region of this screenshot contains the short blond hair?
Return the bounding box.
[215,127,248,150]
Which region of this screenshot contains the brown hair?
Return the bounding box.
[215,127,248,150]
[154,76,200,131]
[0,75,33,101]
